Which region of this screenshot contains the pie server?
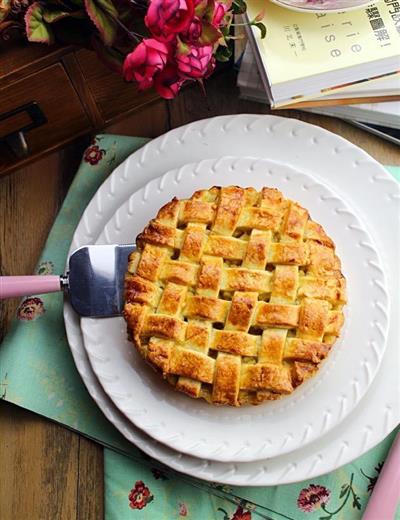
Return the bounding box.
[0,244,135,317]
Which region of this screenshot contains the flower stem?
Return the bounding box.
[113,16,142,42]
[230,18,258,26]
[127,0,148,8]
[226,34,245,40]
[321,474,354,516]
[216,508,229,520]
[360,468,372,480]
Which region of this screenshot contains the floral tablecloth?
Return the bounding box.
[1,134,399,520]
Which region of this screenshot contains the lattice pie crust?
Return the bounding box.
[124,186,346,406]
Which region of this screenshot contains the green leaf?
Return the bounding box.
[176,37,190,55]
[84,0,117,46]
[224,11,233,27]
[215,44,232,62]
[352,495,362,510]
[339,485,349,498]
[198,22,222,45]
[194,0,209,16]
[0,0,11,23]
[43,10,68,23]
[42,9,77,23]
[203,0,215,21]
[253,21,266,39]
[25,3,54,44]
[43,9,86,23]
[216,508,229,520]
[221,25,230,37]
[319,516,332,520]
[70,10,86,18]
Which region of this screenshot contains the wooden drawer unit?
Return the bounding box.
[0,63,90,173]
[0,42,161,177]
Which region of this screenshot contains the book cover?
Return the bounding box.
[237,44,400,128]
[246,0,400,87]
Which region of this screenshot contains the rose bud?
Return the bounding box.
[182,16,202,43]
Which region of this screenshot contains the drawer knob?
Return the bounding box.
[0,102,47,159]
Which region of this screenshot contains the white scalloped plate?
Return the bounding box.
[270,0,372,13]
[64,115,399,484]
[81,156,388,463]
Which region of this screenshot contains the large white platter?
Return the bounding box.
[64,114,399,485]
[81,156,388,463]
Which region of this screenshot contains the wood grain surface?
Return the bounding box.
[0,68,399,520]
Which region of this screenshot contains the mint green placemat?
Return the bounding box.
[104,433,400,520]
[0,135,398,520]
[0,135,148,457]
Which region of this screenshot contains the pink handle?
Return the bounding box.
[363,430,400,520]
[0,275,62,299]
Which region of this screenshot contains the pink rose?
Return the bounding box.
[154,64,184,99]
[145,0,195,42]
[176,44,213,79]
[212,2,229,27]
[182,16,202,42]
[123,39,169,90]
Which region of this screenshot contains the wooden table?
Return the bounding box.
[1,68,399,520]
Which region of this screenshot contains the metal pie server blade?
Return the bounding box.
[67,244,135,317]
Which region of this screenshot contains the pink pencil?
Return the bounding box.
[363,430,400,520]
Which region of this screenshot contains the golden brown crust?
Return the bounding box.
[124,186,346,406]
[212,353,241,406]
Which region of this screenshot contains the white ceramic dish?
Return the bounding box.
[64,114,399,485]
[81,156,388,463]
[270,0,372,13]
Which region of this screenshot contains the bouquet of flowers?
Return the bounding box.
[0,0,265,98]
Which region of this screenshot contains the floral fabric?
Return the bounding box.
[0,135,399,520]
[105,433,400,520]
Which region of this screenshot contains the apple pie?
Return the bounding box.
[124,186,346,406]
